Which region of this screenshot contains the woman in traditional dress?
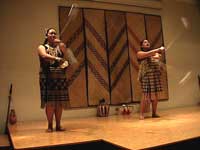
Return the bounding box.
[37,28,69,132]
[137,39,165,120]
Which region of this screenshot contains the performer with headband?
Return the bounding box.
[137,39,165,120]
[37,28,69,132]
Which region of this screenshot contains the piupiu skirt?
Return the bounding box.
[139,59,162,95]
[39,67,69,109]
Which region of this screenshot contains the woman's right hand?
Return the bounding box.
[159,46,165,52]
[154,46,165,54]
[54,39,61,44]
[55,57,65,63]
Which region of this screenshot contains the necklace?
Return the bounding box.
[45,44,58,57]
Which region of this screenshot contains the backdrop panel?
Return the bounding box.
[59,7,88,107]
[126,13,146,102]
[105,11,132,105]
[58,7,168,108]
[145,15,169,100]
[84,9,110,106]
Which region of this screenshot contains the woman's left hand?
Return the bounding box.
[152,53,161,60]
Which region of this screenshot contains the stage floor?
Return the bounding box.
[8,106,200,150]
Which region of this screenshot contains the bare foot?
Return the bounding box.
[46,128,53,133]
[56,126,66,132]
[152,114,160,118]
[139,115,144,120]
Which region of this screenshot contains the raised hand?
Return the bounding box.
[54,38,61,44]
[160,46,165,51]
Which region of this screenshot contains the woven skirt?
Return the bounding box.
[39,68,69,109]
[140,60,162,94]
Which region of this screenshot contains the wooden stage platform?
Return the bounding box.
[8,106,200,150]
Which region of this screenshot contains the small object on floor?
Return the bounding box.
[120,104,133,115]
[97,98,110,117]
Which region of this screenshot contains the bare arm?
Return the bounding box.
[137,47,164,60]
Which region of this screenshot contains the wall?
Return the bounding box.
[159,0,200,109]
[0,0,200,133]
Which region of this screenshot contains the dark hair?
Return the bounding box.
[140,39,146,51]
[43,28,56,45]
[140,39,151,51]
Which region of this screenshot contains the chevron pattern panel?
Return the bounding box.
[145,15,169,100]
[59,7,168,108]
[84,9,110,106]
[105,11,132,105]
[59,7,88,108]
[126,13,146,102]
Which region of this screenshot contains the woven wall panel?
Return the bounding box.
[84,9,110,106]
[126,13,146,102]
[145,15,169,100]
[105,11,132,104]
[59,7,88,107]
[58,7,168,108]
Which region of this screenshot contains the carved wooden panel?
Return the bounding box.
[59,7,88,107]
[84,9,110,106]
[126,13,146,102]
[58,7,168,108]
[105,11,132,104]
[145,15,169,100]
